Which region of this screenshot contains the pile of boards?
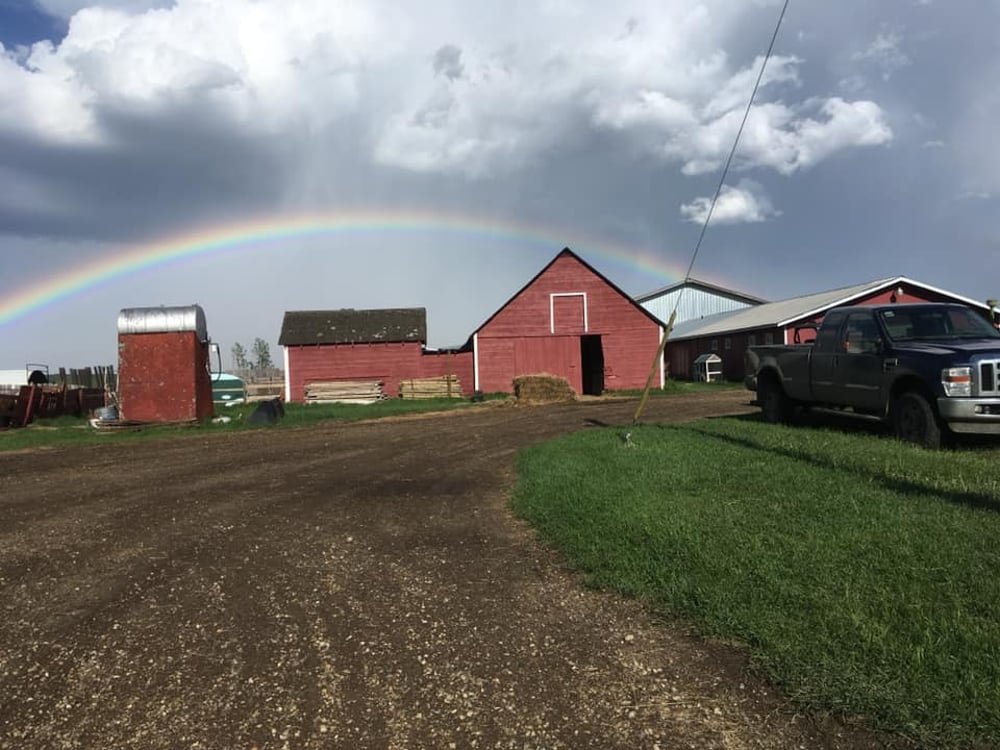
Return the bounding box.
[399,375,463,399]
[304,380,384,404]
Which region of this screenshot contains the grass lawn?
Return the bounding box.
[511,415,1000,748]
[0,381,717,453]
[0,396,489,452]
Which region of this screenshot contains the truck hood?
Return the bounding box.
[893,339,1000,357]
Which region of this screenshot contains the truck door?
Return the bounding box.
[810,310,847,403]
[836,311,886,412]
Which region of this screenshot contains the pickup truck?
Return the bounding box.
[744,302,1000,447]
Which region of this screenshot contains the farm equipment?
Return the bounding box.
[0,366,108,429]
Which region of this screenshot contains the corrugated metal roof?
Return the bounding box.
[669,277,903,340]
[636,277,767,306]
[668,275,993,340]
[279,308,427,346]
[118,305,209,342]
[640,286,761,325]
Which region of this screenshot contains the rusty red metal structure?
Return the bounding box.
[0,384,106,428]
[116,305,214,423]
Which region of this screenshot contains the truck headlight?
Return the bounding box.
[942,367,972,397]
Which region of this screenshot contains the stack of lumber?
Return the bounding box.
[399,375,462,399]
[304,380,384,404]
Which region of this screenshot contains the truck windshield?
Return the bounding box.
[879,307,1000,341]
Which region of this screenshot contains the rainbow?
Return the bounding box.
[0,209,692,327]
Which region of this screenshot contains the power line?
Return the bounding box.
[682,0,790,283]
[633,0,791,424]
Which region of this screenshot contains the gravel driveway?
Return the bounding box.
[0,391,906,749]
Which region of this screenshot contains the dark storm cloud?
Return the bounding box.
[432,44,464,81]
[0,104,289,241]
[3,0,998,369]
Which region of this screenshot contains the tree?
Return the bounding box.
[231,342,249,371]
[252,337,273,371]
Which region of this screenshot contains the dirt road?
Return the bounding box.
[0,391,903,749]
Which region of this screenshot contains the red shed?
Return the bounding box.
[117,305,214,422]
[280,308,473,401]
[472,248,666,394]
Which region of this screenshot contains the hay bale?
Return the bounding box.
[512,373,577,403]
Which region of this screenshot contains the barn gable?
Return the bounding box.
[472,248,665,394]
[636,278,766,326]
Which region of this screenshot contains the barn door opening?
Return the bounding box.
[580,335,604,395]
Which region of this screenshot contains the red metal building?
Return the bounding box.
[279,308,474,401]
[665,276,994,382]
[471,248,665,394]
[117,305,214,422]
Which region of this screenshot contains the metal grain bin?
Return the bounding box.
[117,305,208,342]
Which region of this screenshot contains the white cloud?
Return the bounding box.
[0,39,100,142]
[0,1,894,180]
[680,179,779,225]
[657,96,892,176]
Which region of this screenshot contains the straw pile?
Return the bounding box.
[512,373,576,403]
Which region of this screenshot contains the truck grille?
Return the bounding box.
[980,361,999,395]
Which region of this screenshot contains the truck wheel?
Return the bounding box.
[891,392,942,449]
[758,379,792,424]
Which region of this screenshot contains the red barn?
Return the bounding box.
[279,308,474,401]
[471,248,666,394]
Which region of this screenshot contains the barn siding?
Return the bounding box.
[285,342,424,401]
[285,344,475,401]
[477,336,583,393]
[118,331,213,421]
[417,350,474,394]
[476,252,662,393]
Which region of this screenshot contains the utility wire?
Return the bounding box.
[633,0,791,424]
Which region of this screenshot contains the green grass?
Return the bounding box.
[606,378,743,397]
[0,396,493,452]
[511,416,1000,747]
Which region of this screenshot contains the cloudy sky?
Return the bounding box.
[2,0,998,369]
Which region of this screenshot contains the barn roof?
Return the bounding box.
[668,276,990,341]
[469,247,665,338]
[279,308,427,346]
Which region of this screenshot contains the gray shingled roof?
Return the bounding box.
[668,276,991,340]
[279,308,427,346]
